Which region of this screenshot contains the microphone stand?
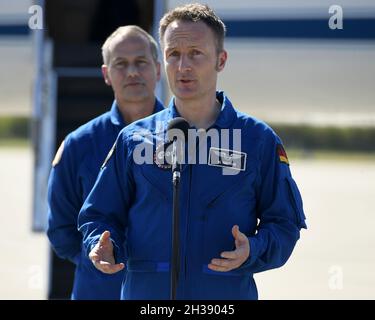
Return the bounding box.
[171,138,181,300]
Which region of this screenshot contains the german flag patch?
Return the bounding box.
[277,144,289,165]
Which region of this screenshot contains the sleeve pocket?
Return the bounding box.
[286,176,307,229]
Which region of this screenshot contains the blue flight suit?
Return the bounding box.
[47,99,164,300]
[78,92,307,300]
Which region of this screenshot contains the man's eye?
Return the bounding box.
[169,51,179,57]
[115,62,126,67]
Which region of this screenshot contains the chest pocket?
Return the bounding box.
[138,162,173,202]
[200,166,258,235]
[199,156,257,209]
[198,159,258,265]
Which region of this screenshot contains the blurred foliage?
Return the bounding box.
[0,117,375,152]
[274,124,375,152]
[287,148,375,162]
[0,116,29,139]
[0,138,30,147]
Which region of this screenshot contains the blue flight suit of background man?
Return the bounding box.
[47,24,164,300]
[47,99,164,299]
[78,91,307,300]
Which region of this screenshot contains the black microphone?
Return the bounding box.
[167,117,189,185]
[166,117,189,300]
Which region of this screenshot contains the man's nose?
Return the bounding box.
[127,64,139,77]
[178,54,191,72]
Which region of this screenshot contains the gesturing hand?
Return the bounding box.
[208,225,250,272]
[89,230,125,274]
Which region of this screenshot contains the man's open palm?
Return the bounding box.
[89,230,124,274]
[208,225,250,272]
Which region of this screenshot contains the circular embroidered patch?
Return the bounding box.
[153,142,172,170]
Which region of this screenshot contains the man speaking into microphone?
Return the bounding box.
[78,3,307,300]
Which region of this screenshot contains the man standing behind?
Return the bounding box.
[47,25,164,299]
[78,4,306,299]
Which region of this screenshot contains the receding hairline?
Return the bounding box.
[161,20,220,51]
[102,26,159,65]
[158,4,226,52]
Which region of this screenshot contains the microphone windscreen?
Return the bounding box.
[167,117,190,142]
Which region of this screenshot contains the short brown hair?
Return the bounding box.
[159,3,226,53]
[102,25,159,65]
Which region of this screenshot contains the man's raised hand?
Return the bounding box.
[89,230,125,274]
[208,225,250,272]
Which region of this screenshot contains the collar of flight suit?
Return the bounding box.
[110,98,165,127]
[110,100,126,127]
[167,91,237,129]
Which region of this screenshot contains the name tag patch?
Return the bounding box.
[208,147,246,171]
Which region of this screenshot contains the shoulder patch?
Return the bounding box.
[52,140,65,167]
[277,144,289,165]
[101,141,117,169]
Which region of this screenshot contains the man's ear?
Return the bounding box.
[216,50,227,72]
[102,64,111,86]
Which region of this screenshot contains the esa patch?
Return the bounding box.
[153,142,173,170]
[208,147,246,171]
[277,144,289,165]
[101,141,117,169]
[52,140,65,167]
